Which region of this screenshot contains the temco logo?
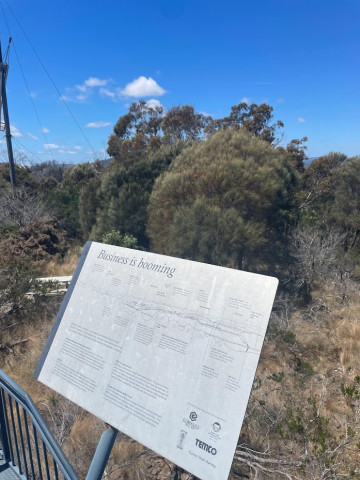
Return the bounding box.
[195,438,217,455]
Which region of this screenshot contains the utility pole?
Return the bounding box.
[0,38,16,188]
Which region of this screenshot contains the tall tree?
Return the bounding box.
[206,102,284,144]
[277,137,308,172]
[329,156,360,251]
[147,129,299,273]
[161,105,211,142]
[299,152,347,218]
[91,143,185,248]
[107,100,164,159]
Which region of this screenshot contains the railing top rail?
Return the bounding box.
[0,369,78,480]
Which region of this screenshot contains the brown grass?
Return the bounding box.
[2,274,360,480]
[43,247,82,276]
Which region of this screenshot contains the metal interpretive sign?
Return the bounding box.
[36,241,278,480]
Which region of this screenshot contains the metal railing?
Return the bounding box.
[0,369,78,480]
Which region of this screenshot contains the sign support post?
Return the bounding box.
[86,425,119,480]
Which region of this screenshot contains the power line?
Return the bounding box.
[0,0,98,158]
[11,40,55,162]
[11,136,43,164]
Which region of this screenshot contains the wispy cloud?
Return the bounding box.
[100,88,116,99]
[86,121,111,128]
[121,76,166,97]
[241,97,250,104]
[64,77,109,102]
[58,149,77,154]
[27,132,38,140]
[41,127,50,133]
[10,125,22,137]
[297,117,306,123]
[44,143,60,149]
[83,77,108,88]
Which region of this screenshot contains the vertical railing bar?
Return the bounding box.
[8,394,22,473]
[15,401,29,479]
[32,425,44,480]
[42,440,51,480]
[0,388,12,463]
[4,392,15,465]
[53,457,59,480]
[23,409,36,480]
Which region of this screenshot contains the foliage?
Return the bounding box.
[30,160,66,183]
[277,136,308,172]
[102,230,139,249]
[0,217,68,265]
[206,102,284,144]
[161,104,211,142]
[78,175,102,240]
[329,156,360,251]
[0,186,49,226]
[0,162,36,189]
[0,258,35,317]
[148,129,299,272]
[91,142,185,247]
[291,226,348,303]
[299,152,347,220]
[44,163,99,237]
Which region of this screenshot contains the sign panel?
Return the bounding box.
[36,242,278,480]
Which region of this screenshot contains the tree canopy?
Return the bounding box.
[147,129,299,273]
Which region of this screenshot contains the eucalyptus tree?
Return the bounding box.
[147,129,299,273]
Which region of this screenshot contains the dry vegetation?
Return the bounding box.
[1,258,360,479]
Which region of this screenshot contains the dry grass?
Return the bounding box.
[43,247,82,276]
[1,274,360,480]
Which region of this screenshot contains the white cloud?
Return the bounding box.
[10,125,22,137]
[86,121,111,128]
[297,117,306,123]
[27,132,38,140]
[146,98,163,109]
[58,149,76,154]
[75,94,88,102]
[29,92,37,98]
[41,127,50,133]
[84,77,107,88]
[64,77,109,102]
[241,97,250,104]
[121,76,166,97]
[74,146,82,150]
[100,88,116,99]
[44,143,60,149]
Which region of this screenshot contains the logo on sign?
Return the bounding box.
[212,422,221,432]
[189,411,198,421]
[177,430,187,449]
[183,411,200,430]
[195,438,217,455]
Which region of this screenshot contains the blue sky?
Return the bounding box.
[0,0,359,164]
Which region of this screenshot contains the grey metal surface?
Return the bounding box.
[0,465,21,480]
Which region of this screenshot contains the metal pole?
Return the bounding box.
[85,425,118,480]
[0,40,16,188]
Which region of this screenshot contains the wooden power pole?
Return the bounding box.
[0,38,16,188]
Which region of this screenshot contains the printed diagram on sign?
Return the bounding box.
[74,261,266,387]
